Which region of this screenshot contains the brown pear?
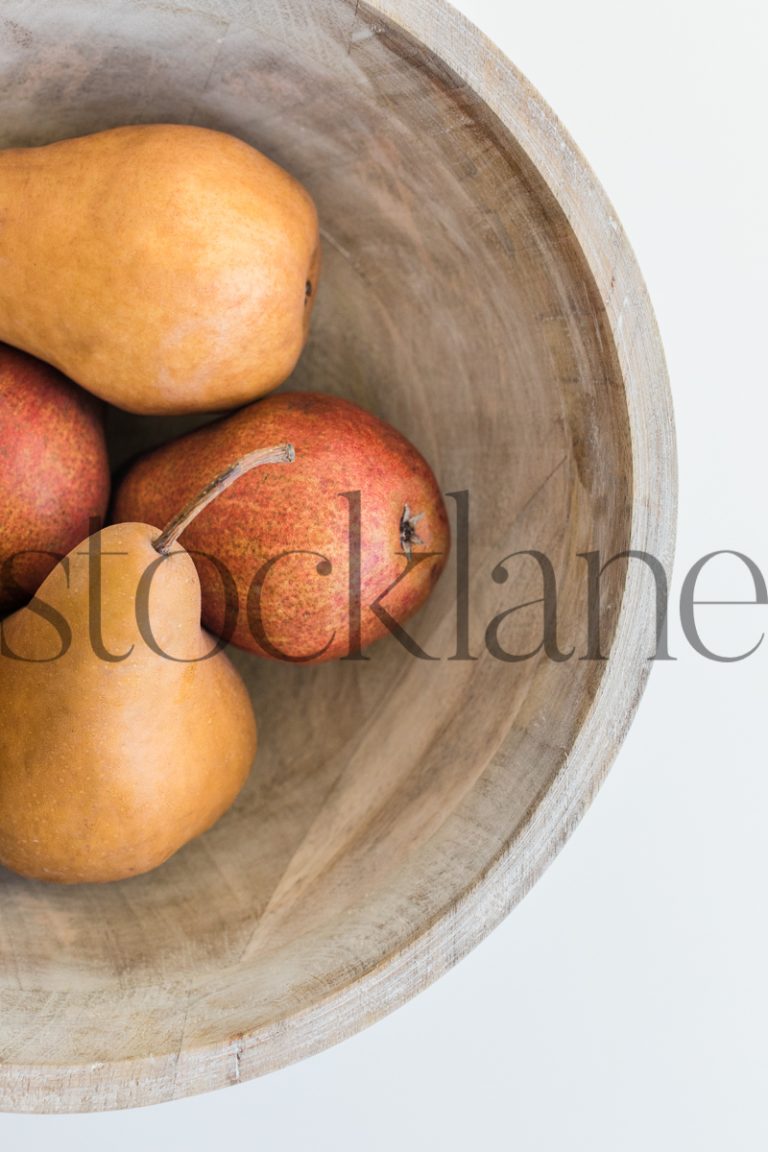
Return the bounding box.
[0,124,320,414]
[0,443,293,883]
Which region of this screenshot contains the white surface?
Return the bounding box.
[3,0,766,1146]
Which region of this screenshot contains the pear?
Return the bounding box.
[0,343,110,615]
[0,442,294,884]
[114,392,450,662]
[0,124,320,414]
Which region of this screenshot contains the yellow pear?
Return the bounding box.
[0,443,293,883]
[0,124,320,414]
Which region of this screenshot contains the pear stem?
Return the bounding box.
[153,442,295,556]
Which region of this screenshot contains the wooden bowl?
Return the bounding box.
[0,0,675,1112]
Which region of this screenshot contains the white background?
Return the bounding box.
[3,1,767,1147]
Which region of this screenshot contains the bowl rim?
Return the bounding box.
[1,0,677,1112]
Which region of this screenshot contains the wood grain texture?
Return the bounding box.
[0,0,675,1111]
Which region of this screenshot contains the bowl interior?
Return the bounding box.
[0,0,633,1104]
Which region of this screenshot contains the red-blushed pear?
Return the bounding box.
[0,344,110,615]
[0,443,293,884]
[113,392,450,662]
